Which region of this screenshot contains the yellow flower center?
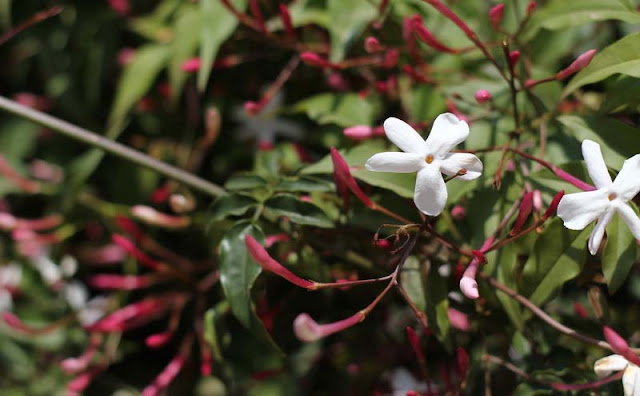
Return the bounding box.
[425,155,434,164]
[608,193,617,201]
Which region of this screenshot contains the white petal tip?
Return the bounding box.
[460,277,479,299]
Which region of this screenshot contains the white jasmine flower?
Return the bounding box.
[594,354,640,395]
[365,114,483,216]
[557,140,640,255]
[0,263,22,312]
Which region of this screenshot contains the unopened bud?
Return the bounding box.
[330,148,374,208]
[412,19,457,54]
[510,191,534,236]
[293,312,362,342]
[405,326,425,361]
[344,125,373,140]
[279,4,295,39]
[457,347,469,379]
[448,308,471,331]
[459,276,479,299]
[131,205,190,229]
[146,331,173,348]
[603,326,640,366]
[555,49,597,80]
[474,89,491,103]
[181,57,202,72]
[382,49,399,68]
[509,50,520,66]
[301,52,332,68]
[526,1,537,15]
[489,4,505,30]
[364,36,382,53]
[543,190,565,219]
[244,101,261,116]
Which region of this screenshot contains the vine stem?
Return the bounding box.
[0,96,225,198]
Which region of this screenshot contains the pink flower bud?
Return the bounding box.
[146,331,173,348]
[29,159,63,183]
[509,50,520,66]
[245,235,316,289]
[364,36,382,53]
[532,190,543,213]
[555,49,597,80]
[264,233,289,248]
[474,89,491,103]
[382,49,399,68]
[448,308,471,331]
[553,167,595,191]
[330,148,375,209]
[181,57,202,72]
[457,347,469,379]
[293,312,363,342]
[257,140,274,151]
[141,354,187,396]
[108,0,130,16]
[451,205,466,220]
[12,93,52,111]
[87,274,155,290]
[460,276,479,299]
[279,4,295,39]
[131,205,190,229]
[343,125,373,140]
[603,326,640,366]
[489,4,505,30]
[543,190,565,219]
[300,52,333,68]
[510,191,534,236]
[406,326,425,361]
[243,100,261,116]
[412,19,457,54]
[526,1,537,15]
[111,234,163,271]
[327,72,349,91]
[117,47,136,66]
[0,213,17,230]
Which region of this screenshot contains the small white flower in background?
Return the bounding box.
[365,114,483,216]
[557,140,640,255]
[29,251,62,286]
[594,354,640,395]
[0,263,22,311]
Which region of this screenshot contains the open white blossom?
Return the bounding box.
[557,140,640,255]
[365,114,483,216]
[594,354,640,395]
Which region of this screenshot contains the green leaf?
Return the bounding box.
[425,267,450,348]
[274,176,334,193]
[210,194,258,220]
[400,256,426,312]
[225,174,269,191]
[563,32,640,95]
[490,243,524,328]
[602,204,639,293]
[522,0,640,42]
[557,115,640,166]
[327,0,377,62]
[219,222,263,324]
[291,93,378,127]
[203,306,225,362]
[0,0,10,29]
[197,0,247,91]
[109,44,170,131]
[169,5,202,100]
[264,194,333,228]
[521,218,590,305]
[302,142,416,199]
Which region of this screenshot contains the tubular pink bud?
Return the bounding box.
[108,0,130,16]
[343,125,373,140]
[457,347,469,379]
[243,100,261,116]
[181,57,202,72]
[543,190,565,219]
[510,191,534,236]
[29,159,63,183]
[87,296,172,332]
[264,233,289,248]
[603,326,640,366]
[141,354,188,396]
[489,4,505,30]
[474,89,491,103]
[249,0,266,34]
[459,276,479,299]
[0,213,17,230]
[382,49,399,68]
[111,234,163,271]
[364,36,382,53]
[301,52,333,69]
[553,168,595,191]
[532,189,543,213]
[293,312,363,342]
[509,50,520,65]
[406,326,425,361]
[555,49,597,80]
[114,216,145,241]
[412,20,457,54]
[2,311,28,331]
[87,274,156,290]
[279,4,295,39]
[330,148,375,209]
[245,235,315,289]
[526,1,537,15]
[131,205,190,229]
[448,308,471,331]
[146,331,173,348]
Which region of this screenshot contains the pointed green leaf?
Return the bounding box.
[264,194,333,228]
[425,268,450,348]
[197,0,247,91]
[490,243,524,328]
[327,0,377,62]
[400,256,426,312]
[564,32,640,95]
[169,5,202,100]
[210,193,258,220]
[602,205,639,293]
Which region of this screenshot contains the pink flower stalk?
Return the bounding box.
[2,312,31,332]
[555,49,597,80]
[573,302,588,319]
[141,353,188,396]
[245,235,316,289]
[300,52,336,69]
[542,190,565,219]
[293,312,363,342]
[249,0,267,34]
[66,366,104,396]
[364,36,382,53]
[61,337,101,374]
[111,234,163,271]
[474,89,491,103]
[76,244,126,265]
[330,147,375,209]
[29,159,63,183]
[87,296,172,332]
[264,233,290,248]
[456,347,469,380]
[108,0,130,16]
[180,57,202,72]
[489,4,505,30]
[14,214,62,231]
[412,19,457,54]
[344,125,373,140]
[0,155,40,193]
[510,191,534,235]
[146,331,173,348]
[131,205,190,229]
[114,215,145,242]
[87,274,157,290]
[406,326,425,361]
[448,308,471,331]
[553,168,595,192]
[509,50,520,66]
[279,4,295,39]
[603,326,640,366]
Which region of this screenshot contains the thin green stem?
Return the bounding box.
[0,96,225,197]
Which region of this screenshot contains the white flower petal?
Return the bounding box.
[594,354,628,378]
[414,166,447,216]
[383,117,427,155]
[623,364,640,396]
[425,113,469,157]
[615,203,640,240]
[0,289,12,312]
[440,153,483,181]
[365,152,424,173]
[613,154,640,202]
[557,189,610,230]
[582,140,613,189]
[588,209,615,255]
